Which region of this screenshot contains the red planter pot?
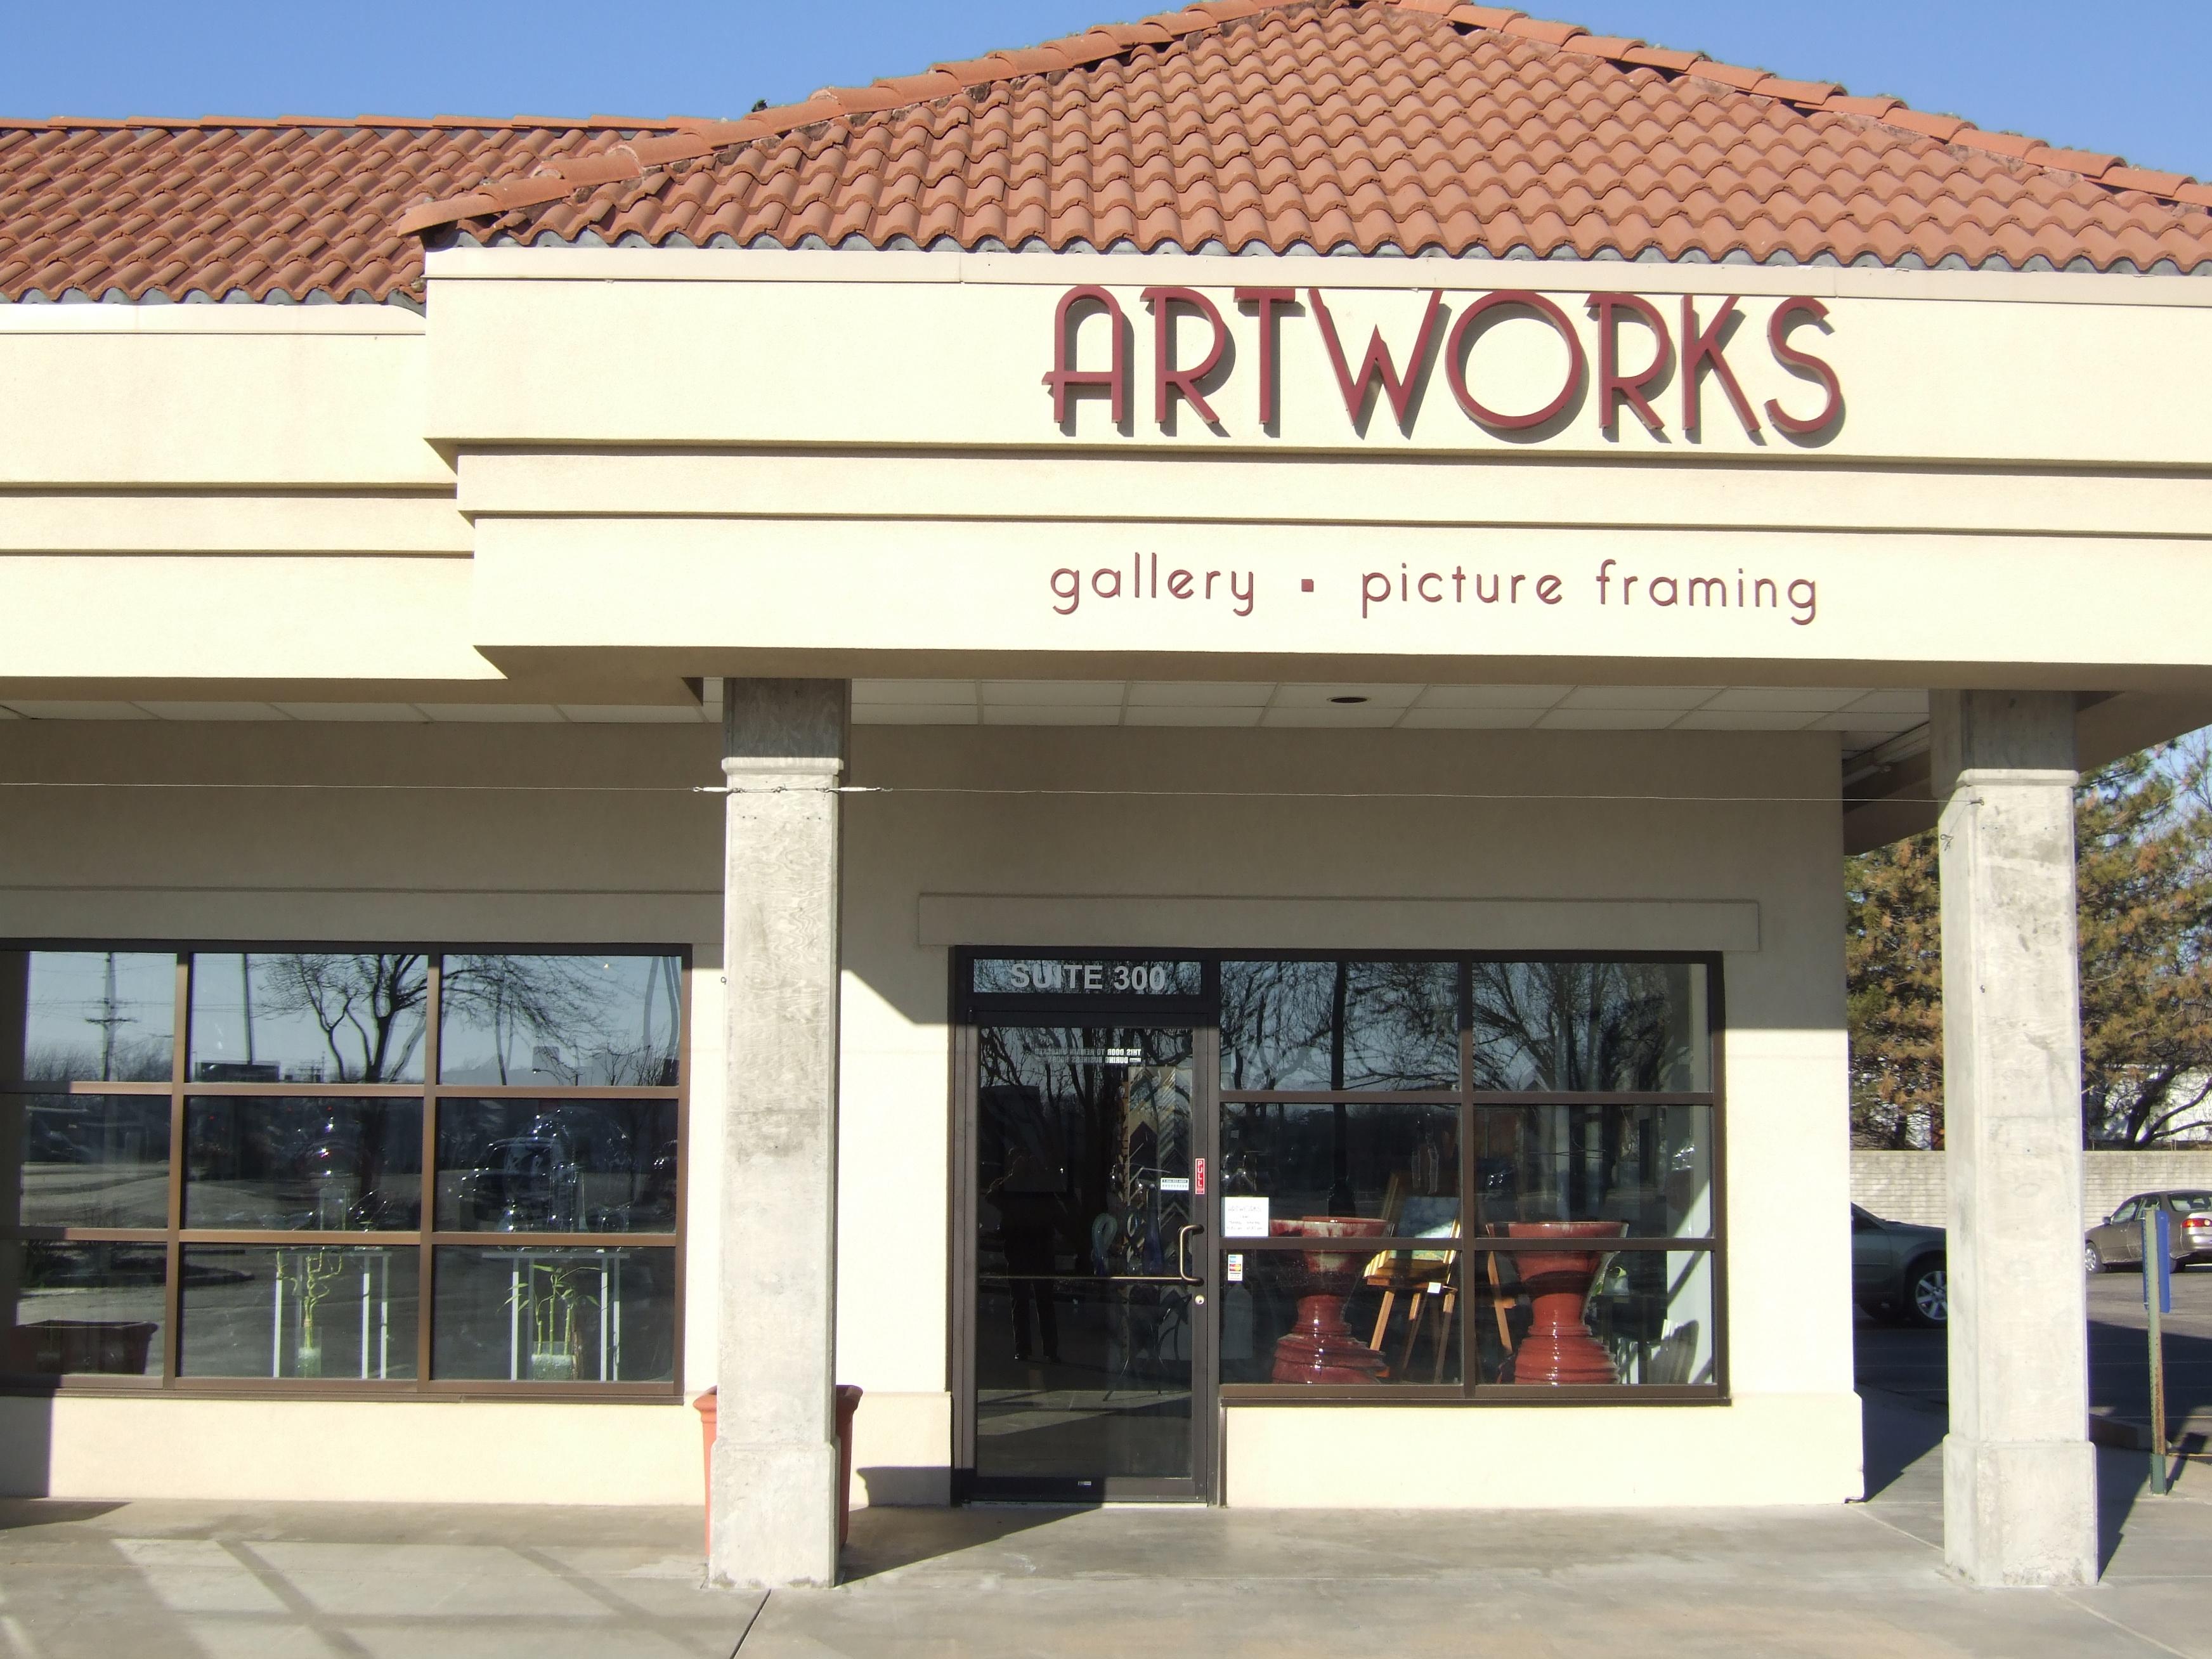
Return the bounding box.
[1504,1220,1627,1385]
[1268,1216,1391,1384]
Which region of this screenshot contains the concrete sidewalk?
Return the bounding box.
[0,1395,2205,1658]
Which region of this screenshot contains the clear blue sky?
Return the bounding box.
[8,1,2209,180]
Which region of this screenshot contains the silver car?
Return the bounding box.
[2084,1190,2212,1273]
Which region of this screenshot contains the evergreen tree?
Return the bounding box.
[1845,734,2212,1148]
[1844,831,1943,1147]
[2075,742,2212,1145]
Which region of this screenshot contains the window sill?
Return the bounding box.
[1216,1384,1729,1406]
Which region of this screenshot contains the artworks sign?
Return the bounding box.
[1043,285,1842,441]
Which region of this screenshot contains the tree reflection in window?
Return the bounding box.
[192,953,431,1084]
[1469,962,1706,1093]
[4,951,176,1085]
[1220,960,1457,1091]
[977,1026,1194,1289]
[441,955,682,1087]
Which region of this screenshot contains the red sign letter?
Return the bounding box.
[1043,285,1129,427]
[1680,295,1760,438]
[1764,297,1843,436]
[1141,286,1230,429]
[1445,290,1587,432]
[1587,292,1674,436]
[1307,288,1447,433]
[1235,287,1296,429]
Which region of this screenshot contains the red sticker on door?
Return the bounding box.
[1195,1157,1206,1195]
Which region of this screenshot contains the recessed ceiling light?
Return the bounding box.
[1329,695,1369,705]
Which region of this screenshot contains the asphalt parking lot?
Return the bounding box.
[1855,1262,2212,1445]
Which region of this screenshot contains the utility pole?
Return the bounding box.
[240,952,256,1069]
[2144,1205,2172,1495]
[85,951,126,1079]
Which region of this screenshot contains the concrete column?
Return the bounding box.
[1930,689,2096,1587]
[711,679,848,1590]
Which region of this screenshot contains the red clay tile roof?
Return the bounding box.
[6,0,2212,304]
[0,119,683,303]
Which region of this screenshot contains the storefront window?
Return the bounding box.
[1469,960,1708,1091]
[0,1240,167,1378]
[1469,1247,1716,1388]
[431,1245,676,1384]
[434,1099,678,1233]
[180,1244,421,1380]
[11,1094,171,1229]
[190,953,429,1084]
[439,954,682,1086]
[1469,1103,1712,1237]
[0,946,686,1395]
[1221,958,1458,1090]
[1219,1100,1459,1222]
[1213,954,1719,1399]
[1,951,176,1084]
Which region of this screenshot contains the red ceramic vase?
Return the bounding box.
[1504,1220,1627,1385]
[1268,1216,1391,1384]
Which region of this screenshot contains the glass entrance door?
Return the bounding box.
[968,1024,1209,1500]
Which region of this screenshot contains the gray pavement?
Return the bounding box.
[1856,1265,2212,1446]
[0,1394,2208,1657]
[0,1500,749,1658]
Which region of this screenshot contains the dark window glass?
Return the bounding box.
[184,1098,422,1231]
[973,1279,1194,1477]
[1469,962,1709,1092]
[436,1100,678,1235]
[431,1245,675,1383]
[1469,1104,1713,1236]
[1220,960,1458,1091]
[190,953,429,1084]
[179,1244,419,1380]
[1475,1247,1715,1387]
[2,951,174,1084]
[0,1240,166,1376]
[977,1025,1195,1283]
[1218,1100,1459,1226]
[439,955,681,1087]
[9,1094,171,1230]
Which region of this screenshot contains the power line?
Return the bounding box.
[0,779,1937,805]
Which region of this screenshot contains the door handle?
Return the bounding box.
[1175,1222,1206,1284]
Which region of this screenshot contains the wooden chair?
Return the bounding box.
[1363,1175,1462,1381]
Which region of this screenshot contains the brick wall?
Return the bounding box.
[1851,1149,2212,1229]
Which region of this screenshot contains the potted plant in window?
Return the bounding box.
[514,1263,597,1381]
[283,1249,348,1379]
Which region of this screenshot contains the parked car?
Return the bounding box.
[1851,1205,1947,1327]
[2083,1190,2212,1272]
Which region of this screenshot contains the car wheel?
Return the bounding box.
[2085,1241,2104,1274]
[1905,1259,1948,1328]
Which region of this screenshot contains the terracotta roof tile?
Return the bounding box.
[0,119,681,301]
[8,0,2212,304]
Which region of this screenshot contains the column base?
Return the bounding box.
[708,1438,841,1590]
[1942,1433,2097,1587]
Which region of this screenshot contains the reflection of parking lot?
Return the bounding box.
[1855,1268,2212,1440]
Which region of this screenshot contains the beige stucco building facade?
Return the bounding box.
[8,0,2212,1593]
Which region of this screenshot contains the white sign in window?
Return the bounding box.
[1222,1196,1271,1238]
